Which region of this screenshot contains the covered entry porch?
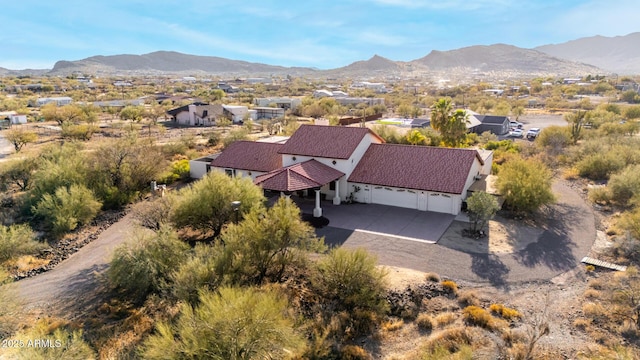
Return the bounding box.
[255,159,344,217]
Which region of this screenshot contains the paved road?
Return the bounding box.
[318,181,595,287]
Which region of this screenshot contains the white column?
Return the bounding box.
[313,189,322,217]
[333,180,341,205]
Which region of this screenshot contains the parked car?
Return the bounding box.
[526,128,541,139]
[508,128,524,138]
[509,121,523,129]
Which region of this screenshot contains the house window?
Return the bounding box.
[330,181,336,190]
[205,165,211,173]
[225,169,236,177]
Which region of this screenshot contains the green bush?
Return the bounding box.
[222,128,250,148]
[171,244,223,305]
[624,106,640,119]
[0,224,47,263]
[32,184,102,235]
[608,165,640,206]
[576,152,625,180]
[207,131,220,146]
[495,157,556,214]
[3,318,96,360]
[108,227,190,302]
[312,248,389,338]
[218,197,325,286]
[142,287,304,359]
[61,124,97,141]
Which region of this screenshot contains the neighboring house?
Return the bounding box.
[253,97,301,110]
[194,125,491,216]
[252,107,285,120]
[30,97,73,107]
[167,102,224,126]
[93,99,145,109]
[222,105,249,123]
[470,115,510,135]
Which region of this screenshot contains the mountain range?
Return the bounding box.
[1,32,638,77]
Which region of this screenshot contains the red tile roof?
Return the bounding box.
[210,141,283,172]
[278,125,384,159]
[348,144,483,194]
[254,159,345,192]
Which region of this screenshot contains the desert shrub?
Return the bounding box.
[624,105,640,119]
[435,312,458,327]
[381,319,404,333]
[607,165,640,206]
[161,141,188,157]
[425,272,441,282]
[217,197,325,286]
[30,142,89,204]
[159,159,190,184]
[561,167,580,180]
[0,223,46,263]
[3,318,96,360]
[207,131,220,146]
[587,186,611,204]
[372,125,402,144]
[142,287,304,359]
[478,131,498,144]
[32,184,102,235]
[582,302,607,323]
[108,227,190,302]
[441,280,458,295]
[312,248,389,338]
[536,125,572,152]
[573,318,591,331]
[463,305,494,329]
[576,152,625,180]
[583,288,601,300]
[222,128,250,148]
[339,345,372,360]
[171,171,265,240]
[457,290,480,307]
[171,244,223,305]
[496,157,556,214]
[131,196,174,231]
[61,123,97,141]
[588,278,605,290]
[0,156,39,192]
[612,231,640,261]
[418,327,475,357]
[489,303,522,320]
[416,313,435,332]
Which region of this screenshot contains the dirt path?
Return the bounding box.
[11,213,135,318]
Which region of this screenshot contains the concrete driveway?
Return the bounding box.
[294,198,455,243]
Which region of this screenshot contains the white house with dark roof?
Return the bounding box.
[196,125,490,216]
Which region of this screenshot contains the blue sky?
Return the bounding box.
[1,0,638,70]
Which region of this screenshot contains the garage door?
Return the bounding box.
[372,186,417,209]
[427,193,454,214]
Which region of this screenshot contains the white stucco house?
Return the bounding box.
[194,125,491,217]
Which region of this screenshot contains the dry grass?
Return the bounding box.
[424,272,440,282]
[4,255,50,273]
[587,278,605,290]
[573,318,591,331]
[489,303,522,321]
[434,312,458,328]
[457,290,481,307]
[441,280,458,295]
[415,313,434,332]
[562,167,580,180]
[583,288,602,300]
[381,319,405,333]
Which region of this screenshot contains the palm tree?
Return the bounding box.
[430,98,453,132]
